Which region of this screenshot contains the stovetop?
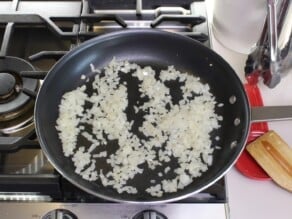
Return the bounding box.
[0,0,228,218]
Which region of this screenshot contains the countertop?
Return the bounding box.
[207,3,292,218]
[213,37,292,219]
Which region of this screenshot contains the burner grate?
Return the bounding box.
[0,129,39,152]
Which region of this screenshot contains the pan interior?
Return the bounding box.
[35,30,250,202]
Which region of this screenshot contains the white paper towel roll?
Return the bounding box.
[212,0,267,54]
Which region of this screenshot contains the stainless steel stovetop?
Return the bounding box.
[0,1,228,218]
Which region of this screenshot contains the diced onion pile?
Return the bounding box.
[56,59,222,197]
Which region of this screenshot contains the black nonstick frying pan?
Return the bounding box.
[34,30,292,203]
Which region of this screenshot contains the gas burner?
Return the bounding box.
[0,102,35,135]
[0,56,39,134]
[0,72,17,103]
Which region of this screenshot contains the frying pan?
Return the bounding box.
[34,30,292,203]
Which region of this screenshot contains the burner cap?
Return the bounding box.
[0,56,38,117]
[0,72,16,99]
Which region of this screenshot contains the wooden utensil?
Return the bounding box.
[246,130,292,192]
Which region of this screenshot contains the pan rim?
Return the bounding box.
[34,29,251,203]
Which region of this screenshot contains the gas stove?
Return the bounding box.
[0,1,228,218]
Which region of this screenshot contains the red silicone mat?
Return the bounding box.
[235,84,271,180]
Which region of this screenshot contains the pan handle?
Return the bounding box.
[251,106,292,122]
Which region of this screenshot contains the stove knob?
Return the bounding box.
[132,210,167,219]
[42,209,78,219]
